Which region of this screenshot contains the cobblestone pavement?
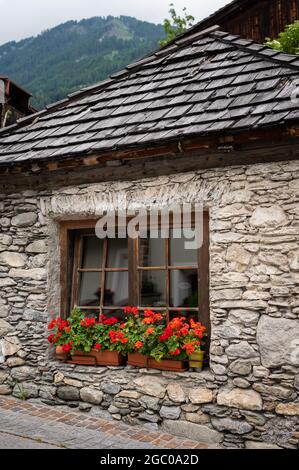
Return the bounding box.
[0,396,213,449]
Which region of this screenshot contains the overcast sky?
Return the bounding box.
[0,0,231,45]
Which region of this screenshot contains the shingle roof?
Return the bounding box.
[0,26,299,166]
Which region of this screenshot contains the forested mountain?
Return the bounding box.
[0,16,164,109]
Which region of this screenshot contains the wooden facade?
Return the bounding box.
[195,0,299,43]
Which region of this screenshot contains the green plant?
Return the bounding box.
[159,3,195,47]
[15,381,29,401]
[265,20,299,54]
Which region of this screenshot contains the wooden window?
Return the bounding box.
[60,213,210,337]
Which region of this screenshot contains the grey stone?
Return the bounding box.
[1,337,21,358]
[217,388,263,411]
[101,381,121,395]
[80,387,103,405]
[257,315,299,367]
[159,406,181,419]
[10,365,36,381]
[229,360,252,376]
[211,418,253,434]
[57,386,80,401]
[11,212,37,227]
[185,411,210,424]
[9,268,47,281]
[139,412,160,423]
[13,382,39,399]
[6,357,26,367]
[162,420,223,444]
[245,441,281,449]
[139,395,160,411]
[0,384,11,395]
[0,252,27,268]
[226,341,258,359]
[0,319,13,338]
[189,388,213,404]
[26,240,47,254]
[134,376,166,398]
[294,375,299,390]
[250,206,288,228]
[228,310,260,326]
[166,383,185,403]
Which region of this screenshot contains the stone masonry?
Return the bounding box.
[0,159,299,449]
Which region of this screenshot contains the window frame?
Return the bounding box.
[60,213,210,340]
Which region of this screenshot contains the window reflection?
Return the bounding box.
[170,229,197,266]
[140,270,166,306]
[139,238,166,267]
[170,269,198,307]
[107,239,128,268]
[81,236,103,269]
[79,272,101,306]
[104,271,128,307]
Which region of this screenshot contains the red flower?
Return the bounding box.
[47,334,56,344]
[121,338,129,344]
[65,327,71,333]
[124,306,139,316]
[170,348,181,356]
[62,342,72,353]
[145,327,154,336]
[159,325,173,342]
[94,343,102,350]
[135,341,143,349]
[103,317,118,326]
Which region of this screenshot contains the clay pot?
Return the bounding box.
[189,350,204,370]
[69,349,126,366]
[127,352,149,367]
[55,345,69,362]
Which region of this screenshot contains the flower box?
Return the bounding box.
[127,352,149,367]
[189,350,204,369]
[68,349,126,366]
[148,357,189,372]
[55,346,69,362]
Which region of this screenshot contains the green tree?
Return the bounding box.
[265,20,299,54]
[159,3,195,47]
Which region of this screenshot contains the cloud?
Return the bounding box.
[0,0,229,44]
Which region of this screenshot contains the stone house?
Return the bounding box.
[0,26,299,449]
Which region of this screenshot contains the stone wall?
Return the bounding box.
[0,159,299,449]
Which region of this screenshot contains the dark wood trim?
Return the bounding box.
[198,211,210,359]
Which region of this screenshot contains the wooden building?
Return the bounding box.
[187,0,299,43]
[0,77,34,128]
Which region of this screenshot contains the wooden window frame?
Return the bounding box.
[60,213,210,341]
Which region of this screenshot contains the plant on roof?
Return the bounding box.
[265,20,299,54]
[159,3,195,47]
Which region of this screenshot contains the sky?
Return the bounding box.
[0,0,231,45]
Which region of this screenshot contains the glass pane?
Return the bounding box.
[104,271,128,306]
[139,238,166,267]
[170,269,198,307]
[78,272,101,306]
[107,239,128,268]
[81,236,103,269]
[170,228,197,266]
[140,270,166,307]
[102,309,124,321]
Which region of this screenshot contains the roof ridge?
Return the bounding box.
[212,30,299,70]
[0,25,220,138]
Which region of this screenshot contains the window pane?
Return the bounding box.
[170,228,197,266]
[81,236,103,269]
[78,272,101,306]
[170,269,198,307]
[104,271,128,306]
[140,270,166,307]
[107,239,128,268]
[139,238,166,267]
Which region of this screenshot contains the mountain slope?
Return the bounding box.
[0,16,164,109]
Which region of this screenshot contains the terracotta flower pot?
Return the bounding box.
[55,345,69,362]
[148,357,189,372]
[189,350,204,370]
[69,349,126,366]
[127,352,149,367]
